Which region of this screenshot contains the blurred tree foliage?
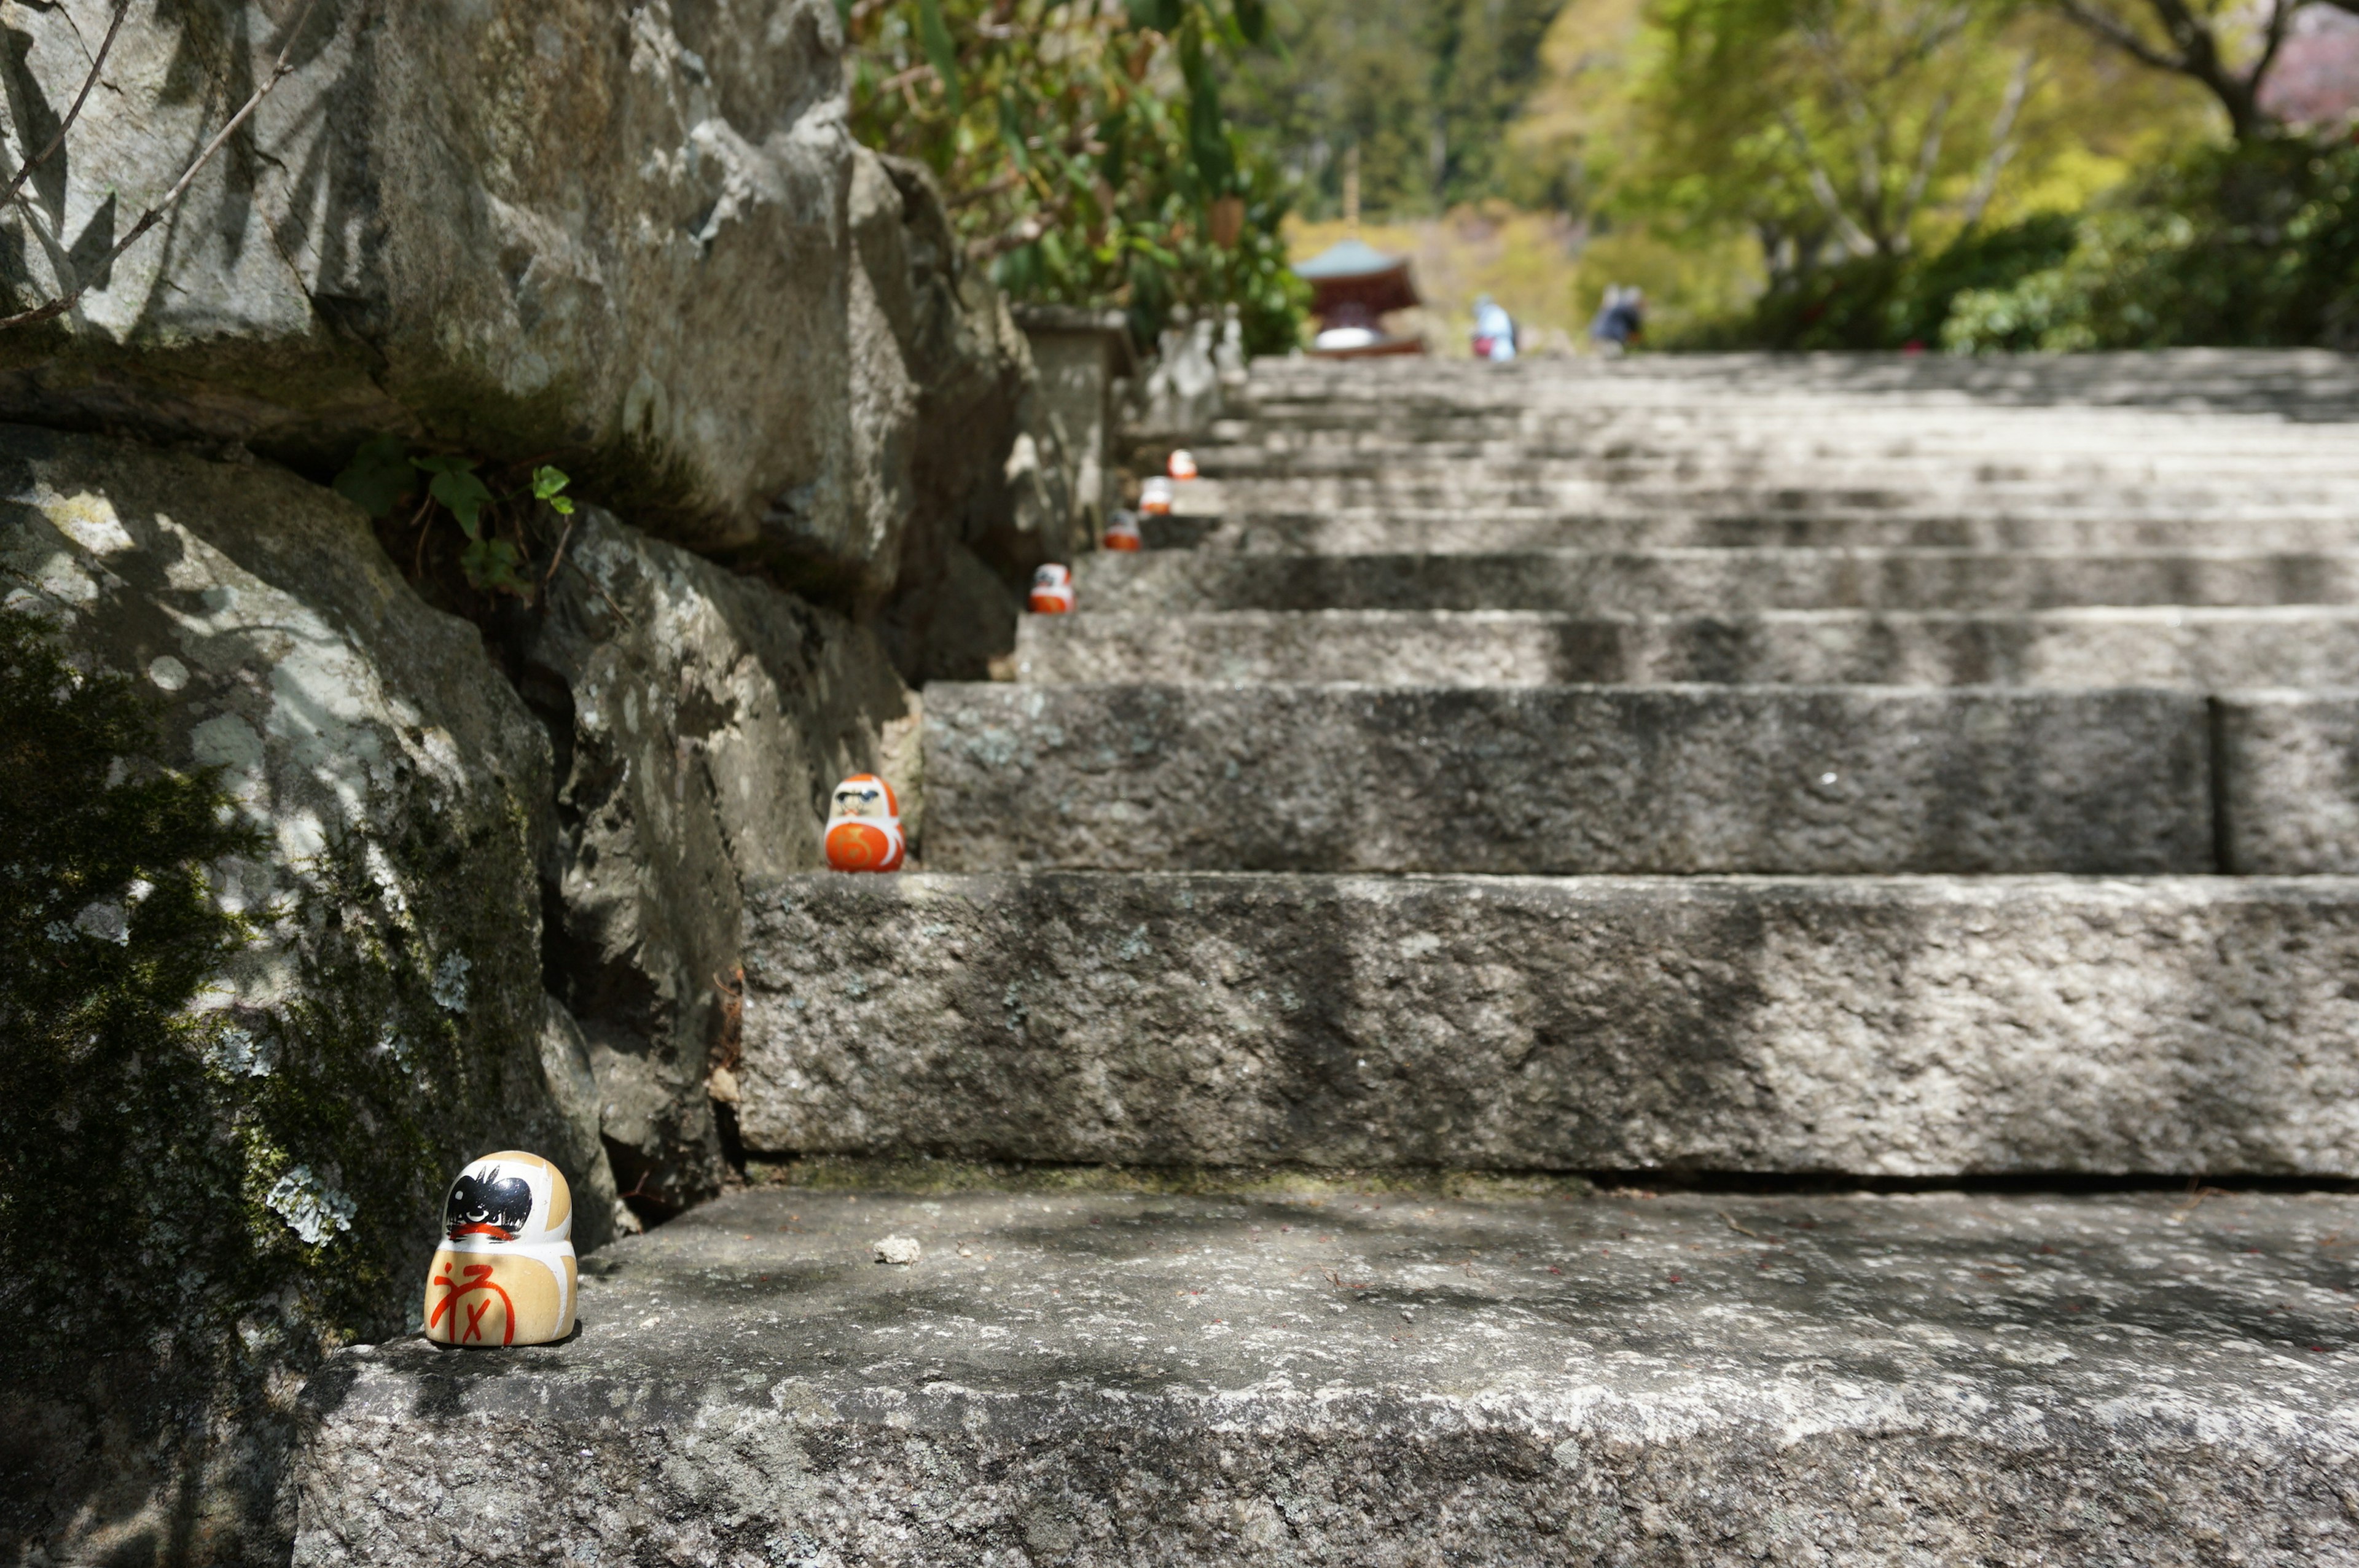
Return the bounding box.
[1944,135,2359,348]
[1227,0,1572,216]
[846,0,1308,353]
[1509,0,2292,343]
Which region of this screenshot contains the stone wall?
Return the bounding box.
[0,424,611,1563]
[511,510,917,1219]
[0,0,1054,618]
[0,2,1059,1561]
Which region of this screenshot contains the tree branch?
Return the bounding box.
[1958,49,2035,229]
[0,0,131,213]
[1779,107,1877,259]
[2247,0,2297,95]
[1,0,324,332]
[1893,88,1954,248]
[2051,0,2183,73]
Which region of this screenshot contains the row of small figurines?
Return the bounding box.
[1029,447,1199,612]
[421,457,1204,1348]
[423,773,902,1348]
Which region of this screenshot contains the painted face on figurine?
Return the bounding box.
[830,775,897,821]
[423,1151,577,1348]
[1167,449,1199,481]
[1029,563,1076,614]
[445,1166,534,1241]
[1104,510,1143,552]
[825,773,905,872]
[1139,477,1174,517]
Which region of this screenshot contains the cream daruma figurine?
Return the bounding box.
[1139,477,1175,517]
[825,773,906,871]
[1029,563,1076,613]
[423,1152,576,1347]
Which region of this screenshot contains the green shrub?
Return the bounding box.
[1946,136,2359,352]
[1681,214,2079,350]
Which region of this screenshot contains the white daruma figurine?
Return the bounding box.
[423,1152,577,1348]
[1029,563,1076,614]
[1139,477,1175,517]
[1104,510,1143,552]
[825,773,906,872]
[1167,449,1199,481]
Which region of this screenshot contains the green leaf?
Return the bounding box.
[1123,0,1183,29]
[459,537,525,596]
[998,93,1031,173]
[1231,0,1266,44]
[1183,39,1233,190]
[331,435,412,518]
[917,0,962,112]
[531,465,571,503]
[413,457,493,539]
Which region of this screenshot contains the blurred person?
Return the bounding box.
[1471,295,1519,362]
[1590,286,1646,354]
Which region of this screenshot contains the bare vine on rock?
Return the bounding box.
[0,0,324,332]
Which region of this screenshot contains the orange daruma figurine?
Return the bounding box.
[825,774,906,872]
[1104,510,1143,552]
[1029,563,1076,613]
[423,1152,577,1348]
[1139,477,1174,517]
[1167,449,1199,480]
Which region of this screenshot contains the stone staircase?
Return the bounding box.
[297,354,2359,1565]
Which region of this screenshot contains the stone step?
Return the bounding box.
[1013,608,2359,690]
[295,1184,2359,1566]
[1236,348,2359,412]
[734,872,2359,1173]
[923,684,2215,875]
[1194,448,2359,478]
[1074,548,2359,615]
[1206,478,2359,513]
[1194,509,2359,553]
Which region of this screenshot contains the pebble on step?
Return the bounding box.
[422,1152,579,1348]
[823,773,906,873]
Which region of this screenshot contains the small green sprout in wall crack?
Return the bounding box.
[333,437,577,601]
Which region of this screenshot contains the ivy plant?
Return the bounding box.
[333,438,575,600]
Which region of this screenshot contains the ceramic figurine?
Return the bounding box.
[1030,563,1076,614]
[423,1151,577,1347]
[824,773,906,872]
[1167,449,1199,481]
[1104,510,1143,552]
[1140,477,1175,517]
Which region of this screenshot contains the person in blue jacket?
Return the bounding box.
[1471,295,1519,362]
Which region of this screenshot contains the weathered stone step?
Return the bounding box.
[1195,447,2359,479]
[923,684,2210,875]
[734,873,2359,1173]
[295,1184,2359,1566]
[1209,477,2359,515]
[1014,607,2359,690]
[1197,509,2359,554]
[1238,347,2359,413]
[1076,548,2359,615]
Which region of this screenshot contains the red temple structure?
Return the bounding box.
[1295,238,1425,358]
